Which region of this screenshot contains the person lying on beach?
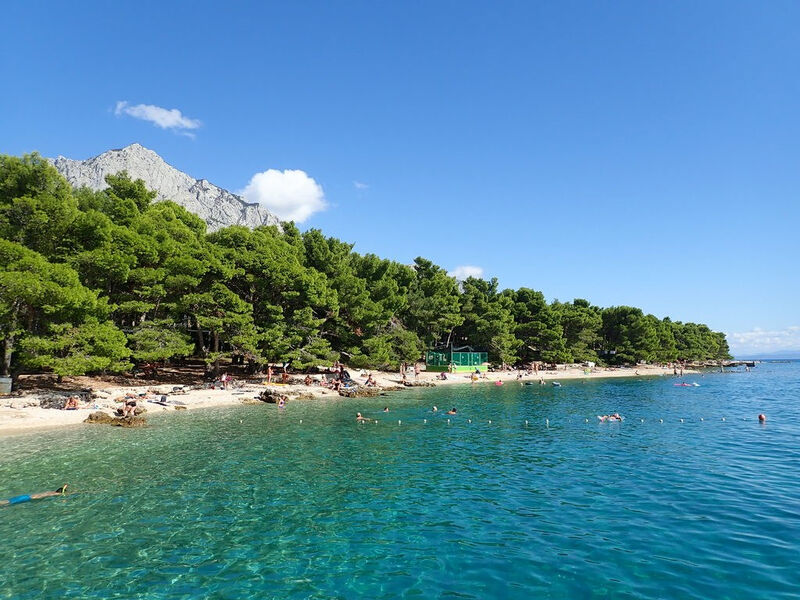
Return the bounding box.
[446,408,457,415]
[598,413,623,422]
[2,485,68,507]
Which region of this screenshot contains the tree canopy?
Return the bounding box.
[0,152,730,378]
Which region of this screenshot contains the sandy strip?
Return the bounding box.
[0,365,688,436]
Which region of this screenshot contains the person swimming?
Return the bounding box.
[598,413,623,422]
[446,408,457,415]
[1,485,68,507]
[356,412,370,422]
[758,413,766,423]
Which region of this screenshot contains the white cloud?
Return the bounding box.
[727,325,800,355]
[114,101,202,133]
[450,265,484,280]
[240,169,326,223]
[354,181,369,190]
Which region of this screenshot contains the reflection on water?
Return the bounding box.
[2,363,800,599]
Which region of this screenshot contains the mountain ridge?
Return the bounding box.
[50,144,281,231]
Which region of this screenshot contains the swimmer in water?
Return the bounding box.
[598,413,622,422]
[758,413,766,423]
[432,406,438,412]
[356,412,369,422]
[446,408,457,415]
[383,407,389,412]
[1,485,68,507]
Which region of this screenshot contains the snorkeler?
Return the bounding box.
[1,485,68,507]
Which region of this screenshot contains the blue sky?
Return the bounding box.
[2,1,798,356]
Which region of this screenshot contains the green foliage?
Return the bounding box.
[20,319,132,376]
[0,151,731,376]
[405,257,463,348]
[0,154,78,257]
[128,320,194,362]
[510,288,570,364]
[455,277,519,365]
[553,299,602,363]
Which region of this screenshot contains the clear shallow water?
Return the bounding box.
[1,363,799,599]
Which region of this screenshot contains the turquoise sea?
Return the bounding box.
[1,362,799,599]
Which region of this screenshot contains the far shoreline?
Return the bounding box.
[0,364,699,437]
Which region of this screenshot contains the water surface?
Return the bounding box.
[2,363,799,599]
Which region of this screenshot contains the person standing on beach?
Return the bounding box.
[267,365,273,384]
[414,363,420,381]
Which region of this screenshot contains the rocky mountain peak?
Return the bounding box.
[50,144,281,231]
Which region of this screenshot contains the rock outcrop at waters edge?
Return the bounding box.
[50,144,282,231]
[84,411,147,428]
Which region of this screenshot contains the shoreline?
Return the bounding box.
[0,364,694,437]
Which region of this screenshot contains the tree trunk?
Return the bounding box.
[193,316,205,356]
[1,334,13,377]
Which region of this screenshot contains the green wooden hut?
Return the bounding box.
[425,348,489,373]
